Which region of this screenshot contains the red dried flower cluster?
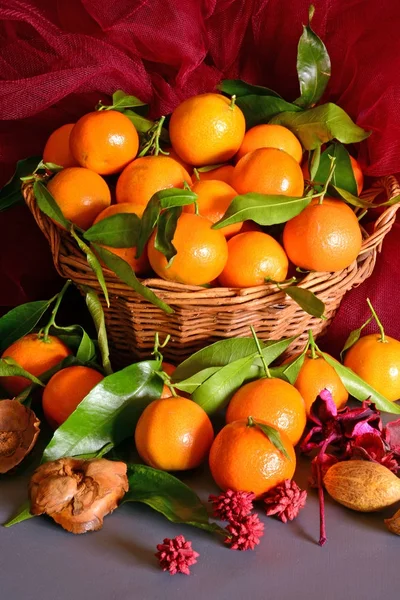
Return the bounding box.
[264,479,307,523]
[155,535,199,575]
[209,489,255,521]
[300,388,400,545]
[225,514,265,551]
[209,489,264,551]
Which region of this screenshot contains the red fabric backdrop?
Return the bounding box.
[1,0,399,352]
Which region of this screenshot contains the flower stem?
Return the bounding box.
[317,155,336,204]
[40,280,71,341]
[250,325,271,378]
[367,298,386,343]
[317,458,327,546]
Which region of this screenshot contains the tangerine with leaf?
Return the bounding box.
[344,300,400,402]
[1,333,72,396]
[69,110,139,175]
[169,93,246,166]
[209,417,296,498]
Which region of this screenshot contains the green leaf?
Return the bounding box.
[42,360,163,462]
[294,4,331,109]
[50,323,97,363]
[124,464,224,535]
[84,287,112,375]
[3,501,34,528]
[93,245,173,315]
[196,163,226,173]
[284,286,326,318]
[173,366,222,394]
[253,419,291,460]
[270,351,306,385]
[321,352,400,414]
[235,95,302,129]
[84,213,141,248]
[154,206,182,263]
[111,90,147,109]
[309,146,321,180]
[33,180,70,229]
[192,337,296,414]
[313,143,357,195]
[0,357,44,387]
[340,316,374,360]
[158,188,197,209]
[213,193,312,230]
[123,110,155,134]
[0,156,41,212]
[136,188,197,258]
[173,337,269,381]
[0,299,53,353]
[70,229,110,307]
[269,103,371,150]
[217,79,282,98]
[42,162,64,173]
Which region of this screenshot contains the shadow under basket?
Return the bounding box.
[24,176,400,367]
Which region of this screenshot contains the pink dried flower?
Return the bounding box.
[155,535,199,575]
[225,513,264,551]
[264,479,307,523]
[209,489,255,521]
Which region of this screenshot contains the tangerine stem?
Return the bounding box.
[250,325,271,378]
[367,298,386,343]
[153,116,166,156]
[40,280,71,342]
[308,329,317,359]
[193,168,200,181]
[247,415,255,428]
[229,95,237,110]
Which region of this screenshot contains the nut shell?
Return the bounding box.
[29,457,129,534]
[0,400,40,473]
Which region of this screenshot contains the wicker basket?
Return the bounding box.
[24,176,400,367]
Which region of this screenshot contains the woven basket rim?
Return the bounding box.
[22,174,400,301]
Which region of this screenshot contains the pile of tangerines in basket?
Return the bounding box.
[39,86,366,290]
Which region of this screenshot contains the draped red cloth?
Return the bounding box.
[1,0,399,351]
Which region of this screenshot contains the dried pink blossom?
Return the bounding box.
[225,513,264,551]
[209,489,255,521]
[264,479,307,523]
[155,535,199,575]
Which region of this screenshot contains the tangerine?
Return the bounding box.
[184,179,241,237]
[147,213,228,286]
[197,164,235,186]
[232,147,304,197]
[69,110,139,175]
[169,93,245,166]
[47,167,111,230]
[286,352,349,415]
[93,203,149,275]
[209,418,296,498]
[344,334,400,402]
[283,198,362,272]
[42,366,104,428]
[236,124,303,163]
[1,334,72,396]
[219,231,288,288]
[43,124,78,168]
[226,377,307,446]
[116,155,190,210]
[134,396,214,470]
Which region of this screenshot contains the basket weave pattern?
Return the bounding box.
[24,176,400,366]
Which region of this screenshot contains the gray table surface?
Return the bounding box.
[1,448,398,600]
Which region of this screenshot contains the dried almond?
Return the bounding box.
[323,460,400,512]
